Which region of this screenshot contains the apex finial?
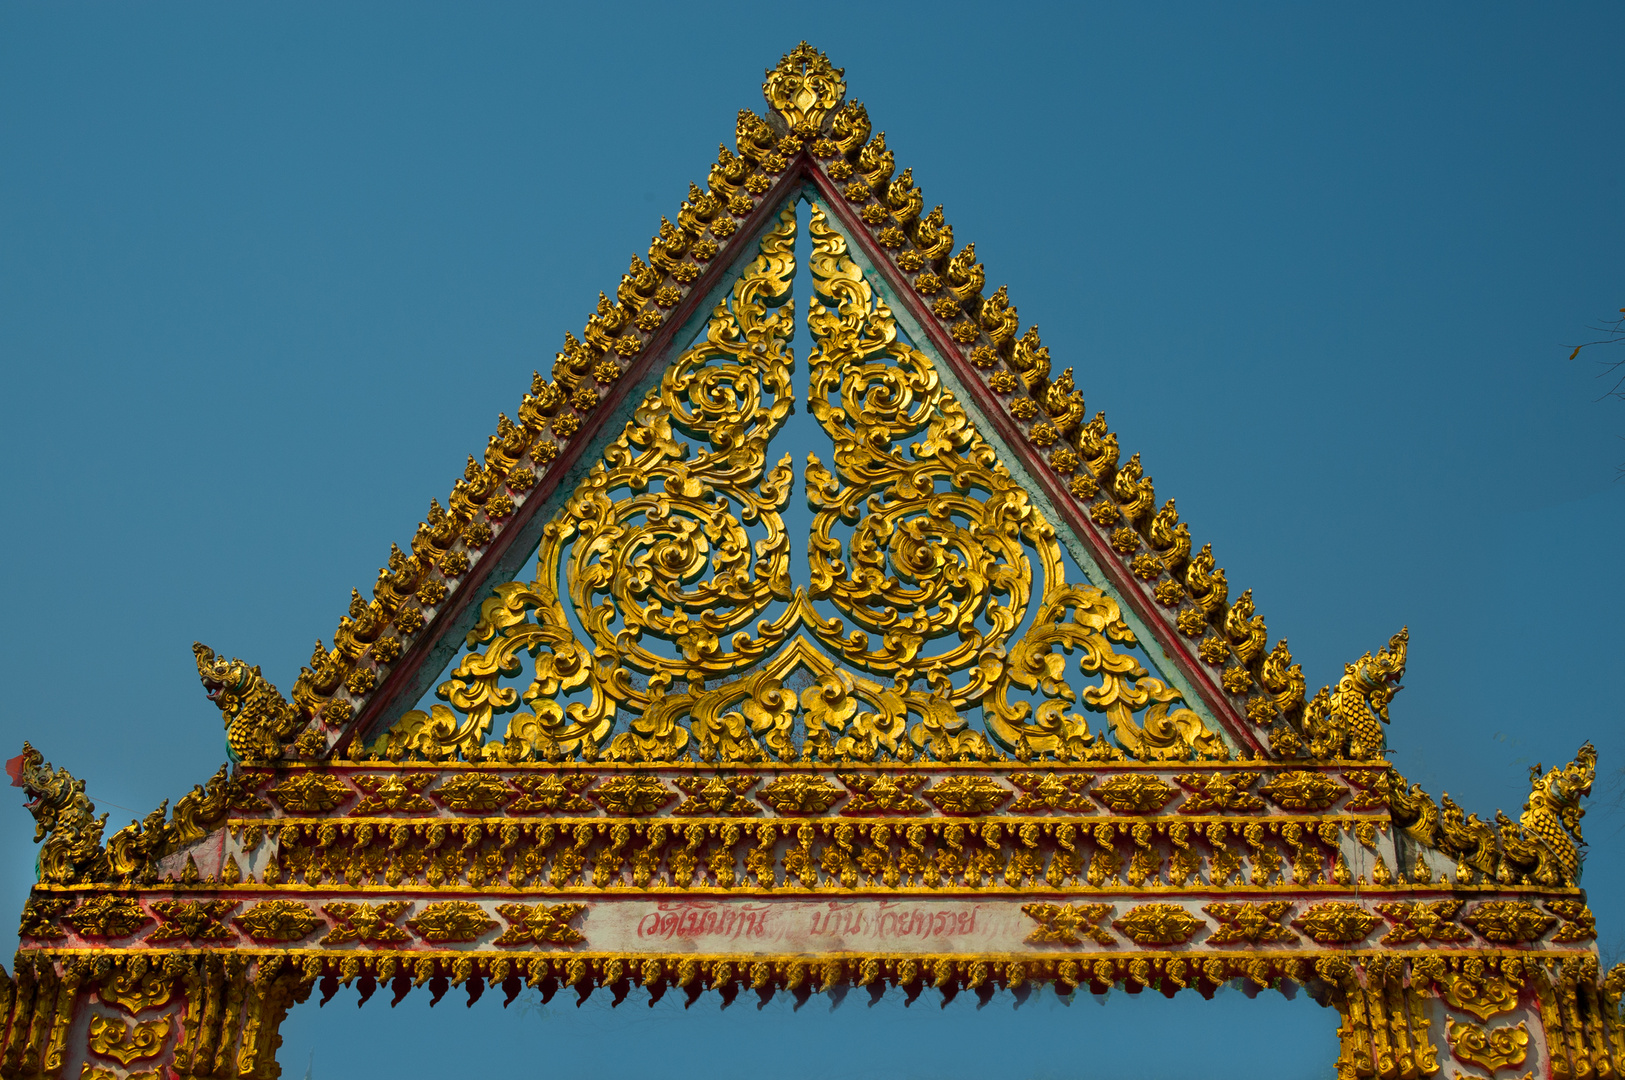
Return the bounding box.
[763,42,845,136]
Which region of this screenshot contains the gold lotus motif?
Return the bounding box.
[1258,770,1344,810]
[321,901,411,945]
[352,772,434,814]
[1204,901,1295,945]
[149,899,235,942]
[509,774,594,813]
[1008,772,1095,812]
[1022,902,1114,946]
[673,775,760,816]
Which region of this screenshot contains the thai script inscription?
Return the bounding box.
[631,901,983,947]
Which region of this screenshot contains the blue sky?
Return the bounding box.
[2,4,1622,1078]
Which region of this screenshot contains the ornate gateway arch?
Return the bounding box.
[4,43,1618,1080]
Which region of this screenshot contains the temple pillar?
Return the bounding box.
[0,955,312,1080]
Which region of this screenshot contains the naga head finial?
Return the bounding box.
[1527,742,1597,841]
[1350,627,1409,726]
[763,43,845,136]
[193,642,303,761]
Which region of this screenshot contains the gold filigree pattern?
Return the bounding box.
[673,776,760,816]
[839,773,928,814]
[434,774,515,812]
[352,773,434,814]
[87,1015,170,1066]
[1176,772,1264,813]
[235,900,323,942]
[590,777,676,816]
[1115,903,1203,946]
[1294,903,1380,945]
[1204,901,1296,945]
[407,901,497,943]
[494,902,587,946]
[65,897,151,939]
[1374,900,1472,945]
[1447,1018,1529,1073]
[267,773,351,814]
[148,899,235,942]
[1463,901,1556,944]
[321,901,410,945]
[1021,902,1114,946]
[758,775,844,814]
[1008,772,1095,812]
[510,774,594,813]
[922,776,1011,815]
[1092,775,1176,814]
[1439,972,1521,1022]
[1259,771,1344,811]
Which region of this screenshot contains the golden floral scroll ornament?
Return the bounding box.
[267,773,351,814]
[379,201,1228,765]
[434,773,514,812]
[1462,901,1556,944]
[1439,972,1521,1022]
[1114,903,1203,946]
[1204,901,1296,945]
[1447,1019,1529,1073]
[407,901,497,943]
[236,900,323,942]
[758,775,844,813]
[494,902,587,946]
[352,773,434,813]
[321,901,411,945]
[1022,902,1114,946]
[923,776,1011,814]
[148,899,235,942]
[510,775,594,813]
[1092,775,1176,813]
[763,42,844,135]
[65,897,152,938]
[590,776,675,815]
[1258,770,1344,810]
[1373,899,1473,945]
[1009,772,1096,812]
[1293,902,1380,945]
[98,969,176,1014]
[87,1015,170,1066]
[673,776,760,816]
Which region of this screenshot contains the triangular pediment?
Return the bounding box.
[191,43,1407,768]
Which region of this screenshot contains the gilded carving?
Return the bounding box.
[1373,900,1472,945]
[408,901,497,943]
[1175,772,1264,813]
[17,896,69,939]
[353,773,435,813]
[758,775,844,814]
[1091,775,1176,814]
[321,901,411,945]
[590,776,675,816]
[839,774,928,814]
[87,1014,171,1066]
[97,972,175,1019]
[65,897,152,939]
[1258,771,1344,811]
[1447,1018,1529,1073]
[1204,901,1296,945]
[1462,901,1556,944]
[1008,772,1095,813]
[1114,903,1203,946]
[510,774,594,813]
[1546,898,1596,943]
[1439,973,1521,1022]
[673,776,760,816]
[235,900,323,942]
[922,776,1010,815]
[1293,902,1379,945]
[763,42,844,134]
[494,902,587,946]
[267,773,352,814]
[148,899,235,942]
[1021,902,1114,946]
[433,773,515,812]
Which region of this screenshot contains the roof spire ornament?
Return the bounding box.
[763,42,845,135]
